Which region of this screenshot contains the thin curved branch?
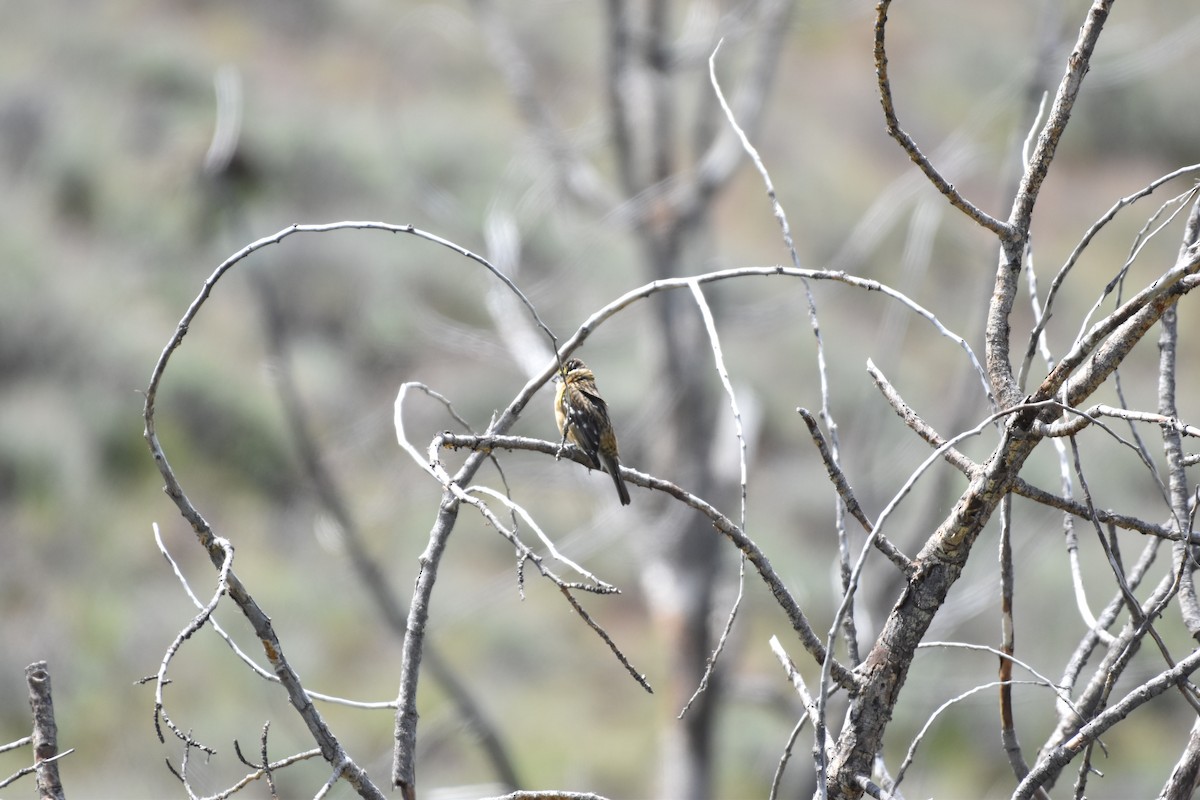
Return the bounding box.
[390,257,1022,795]
[1163,199,1200,636]
[798,406,914,576]
[867,366,1183,543]
[1065,433,1200,717]
[1022,168,1200,378]
[712,39,875,709]
[693,0,797,206]
[676,280,750,715]
[152,525,394,710]
[873,0,1008,236]
[1031,245,1200,405]
[436,431,858,693]
[1035,564,1181,790]
[143,222,554,800]
[150,534,233,754]
[1017,642,1200,800]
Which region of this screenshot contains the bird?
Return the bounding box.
[554,357,632,505]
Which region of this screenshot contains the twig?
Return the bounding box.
[856,774,899,800]
[1163,199,1200,634]
[675,279,749,716]
[919,642,1081,708]
[693,0,797,203]
[798,406,913,576]
[678,552,744,718]
[1008,480,1180,543]
[555,585,652,694]
[770,635,840,800]
[873,0,1007,236]
[986,0,1117,406]
[1033,242,1200,405]
[151,525,395,710]
[1159,718,1200,800]
[894,679,1044,790]
[1026,171,1200,378]
[150,534,233,754]
[712,39,861,712]
[865,362,979,479]
[434,431,858,693]
[1016,642,1200,799]
[207,748,322,800]
[768,715,809,800]
[996,495,1043,793]
[1066,433,1198,715]
[0,736,32,756]
[1009,0,1115,234]
[1072,186,1199,355]
[0,750,74,793]
[466,485,618,593]
[1040,563,1177,788]
[415,428,646,698]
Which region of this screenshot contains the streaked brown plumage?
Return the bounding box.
[554,357,631,505]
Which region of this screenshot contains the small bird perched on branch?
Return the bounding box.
[554,357,632,505]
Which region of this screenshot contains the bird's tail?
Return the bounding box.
[600,453,631,506]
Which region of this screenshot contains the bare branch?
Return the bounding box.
[0,749,73,794]
[769,634,828,790]
[866,362,979,479]
[694,0,796,204]
[873,0,1008,236]
[1158,719,1200,800]
[798,406,913,576]
[1163,199,1200,636]
[1009,0,1114,235]
[215,750,321,800]
[1018,643,1200,799]
[23,662,66,800]
[0,736,32,756]
[680,549,745,718]
[1033,243,1200,407]
[996,496,1048,796]
[769,715,809,800]
[1022,170,1200,380]
[150,534,232,754]
[435,431,857,693]
[152,525,395,710]
[1065,433,1200,717]
[674,279,750,714]
[1008,480,1179,542]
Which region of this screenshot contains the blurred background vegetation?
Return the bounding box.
[3,0,1200,797]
